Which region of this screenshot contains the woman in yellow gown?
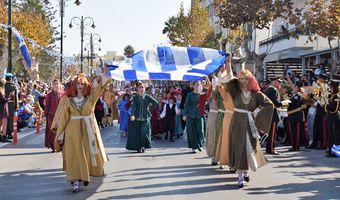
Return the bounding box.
[216,74,235,170]
[53,69,110,193]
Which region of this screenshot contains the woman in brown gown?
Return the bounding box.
[219,56,274,188]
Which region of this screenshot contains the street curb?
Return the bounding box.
[0,126,46,148]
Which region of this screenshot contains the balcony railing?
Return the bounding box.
[259,28,306,47]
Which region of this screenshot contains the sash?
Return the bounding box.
[234,108,260,139]
[71,115,98,167]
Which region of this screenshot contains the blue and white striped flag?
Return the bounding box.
[109,46,228,81]
[12,28,32,68]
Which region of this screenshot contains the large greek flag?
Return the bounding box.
[108,46,227,81]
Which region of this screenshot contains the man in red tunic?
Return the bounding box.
[44,79,61,152]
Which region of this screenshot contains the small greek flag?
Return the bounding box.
[109,46,228,81]
[12,28,32,68]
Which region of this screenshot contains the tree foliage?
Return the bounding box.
[293,0,339,74]
[215,0,294,79]
[216,0,294,30]
[0,1,57,80]
[124,45,135,58]
[163,0,215,48]
[296,0,340,41]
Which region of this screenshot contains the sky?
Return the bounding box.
[51,0,191,57]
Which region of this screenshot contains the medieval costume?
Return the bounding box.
[160,96,177,142]
[174,95,183,139]
[219,63,274,188]
[44,86,61,152]
[103,86,119,125]
[118,94,130,134]
[126,82,158,152]
[54,73,110,192]
[150,99,162,139]
[216,83,234,167]
[205,89,219,161]
[183,82,211,153]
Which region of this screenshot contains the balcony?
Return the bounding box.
[259,29,313,55]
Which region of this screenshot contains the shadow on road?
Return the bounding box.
[245,178,340,200]
[0,168,104,200]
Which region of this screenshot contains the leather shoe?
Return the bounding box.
[266,151,280,155]
[244,176,250,182]
[84,181,89,186]
[288,148,297,152]
[238,181,244,188]
[306,144,316,149]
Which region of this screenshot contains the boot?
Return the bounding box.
[1,135,11,143]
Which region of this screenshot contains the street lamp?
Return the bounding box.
[7,0,69,74]
[84,33,102,74]
[44,0,81,82]
[69,16,95,73]
[7,0,13,73]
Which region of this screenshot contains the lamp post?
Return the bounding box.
[69,16,95,73]
[42,0,81,81]
[7,0,12,73]
[84,33,101,71]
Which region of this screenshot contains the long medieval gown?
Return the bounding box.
[53,76,110,182]
[126,94,158,150]
[103,90,119,125]
[216,85,234,165]
[183,91,209,150]
[221,75,274,171]
[44,90,61,151]
[118,99,129,132]
[205,90,220,158]
[174,100,183,136]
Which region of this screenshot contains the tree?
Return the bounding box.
[163,1,216,48]
[124,45,135,58]
[163,3,190,46]
[162,16,178,35]
[216,0,294,79]
[0,1,57,80]
[187,0,216,48]
[294,0,340,74]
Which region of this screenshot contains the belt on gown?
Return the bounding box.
[209,109,218,113]
[233,108,260,139]
[218,109,233,114]
[71,115,98,167]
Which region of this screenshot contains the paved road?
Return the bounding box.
[0,123,339,200]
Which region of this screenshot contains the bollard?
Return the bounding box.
[36,112,40,134]
[13,115,18,145]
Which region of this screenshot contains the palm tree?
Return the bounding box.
[162,16,178,35]
[124,45,135,58]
